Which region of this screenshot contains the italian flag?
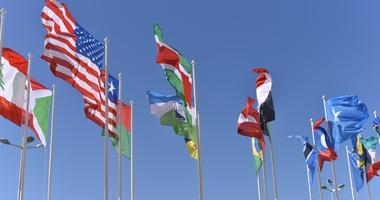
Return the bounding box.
[0,48,52,146]
[153,24,193,108]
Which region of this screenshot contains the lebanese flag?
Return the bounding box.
[0,48,52,146]
[237,97,265,149]
[253,68,275,130]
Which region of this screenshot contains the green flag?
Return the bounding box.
[252,138,263,174]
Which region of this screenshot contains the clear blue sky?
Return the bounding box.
[1,0,380,199]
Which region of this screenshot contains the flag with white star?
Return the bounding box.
[326,95,369,151]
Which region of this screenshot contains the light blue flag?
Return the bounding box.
[288,135,318,185]
[326,95,369,151]
[349,151,364,192]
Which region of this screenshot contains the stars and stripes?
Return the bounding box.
[41,0,117,136]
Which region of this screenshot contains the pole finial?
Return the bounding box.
[374,111,377,117]
[130,100,134,105]
[191,59,196,65]
[322,95,326,100]
[27,53,32,58]
[0,8,5,16]
[118,73,122,79]
[104,37,109,43]
[52,84,56,89]
[309,118,313,123]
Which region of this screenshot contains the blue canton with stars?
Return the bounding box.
[75,24,105,69]
[108,75,119,104]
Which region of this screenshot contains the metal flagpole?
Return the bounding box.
[17,53,32,200]
[306,166,312,200]
[262,156,268,200]
[0,8,6,59]
[310,118,324,200]
[322,95,339,200]
[266,125,279,200]
[345,146,356,200]
[130,101,134,200]
[117,73,122,200]
[103,37,110,200]
[252,139,262,200]
[47,85,56,200]
[256,171,262,200]
[364,159,371,200]
[374,111,379,143]
[191,60,204,200]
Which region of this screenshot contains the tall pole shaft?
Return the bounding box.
[267,125,279,200]
[256,171,262,200]
[310,119,324,200]
[18,53,32,200]
[130,101,134,200]
[117,73,122,200]
[262,156,268,200]
[191,60,204,200]
[103,37,109,200]
[345,146,356,200]
[306,166,312,200]
[322,95,339,200]
[0,9,6,59]
[47,85,56,200]
[364,165,371,200]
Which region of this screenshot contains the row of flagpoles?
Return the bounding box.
[1,0,207,200]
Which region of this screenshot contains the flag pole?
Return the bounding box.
[47,85,56,200]
[345,146,356,200]
[117,73,122,200]
[130,100,134,200]
[322,95,339,200]
[364,163,371,200]
[266,124,279,200]
[306,166,312,200]
[0,8,6,58]
[103,37,110,200]
[310,118,324,200]
[191,60,204,200]
[261,156,268,200]
[252,139,262,200]
[256,170,262,200]
[17,53,32,200]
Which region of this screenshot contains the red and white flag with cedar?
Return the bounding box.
[237,97,265,149]
[0,48,52,146]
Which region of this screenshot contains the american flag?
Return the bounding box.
[41,0,118,136]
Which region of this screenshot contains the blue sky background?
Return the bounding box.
[1,0,380,199]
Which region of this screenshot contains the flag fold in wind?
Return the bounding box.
[288,135,318,185]
[237,97,265,149]
[326,95,369,151]
[252,138,264,174]
[0,48,52,146]
[313,117,337,171]
[253,68,275,136]
[41,0,118,136]
[111,102,131,158]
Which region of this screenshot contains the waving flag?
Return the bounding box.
[360,136,378,163]
[349,151,365,192]
[146,91,198,159]
[111,102,131,158]
[351,135,371,170]
[0,48,52,146]
[326,95,369,151]
[367,161,380,182]
[252,138,264,174]
[41,0,117,135]
[288,135,318,184]
[237,97,265,149]
[313,117,337,171]
[253,68,275,136]
[153,24,193,108]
